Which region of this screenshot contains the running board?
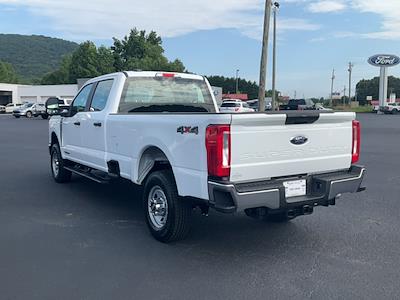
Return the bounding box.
[64,166,111,184]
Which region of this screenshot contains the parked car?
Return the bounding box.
[280,99,315,111]
[315,104,333,111]
[381,103,400,114]
[13,103,48,119]
[47,71,365,243]
[247,99,272,111]
[0,105,5,114]
[5,103,22,114]
[219,99,255,113]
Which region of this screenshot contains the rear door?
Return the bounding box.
[62,83,94,162]
[229,112,355,183]
[79,79,114,170]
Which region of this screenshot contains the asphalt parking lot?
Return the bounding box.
[0,113,399,299]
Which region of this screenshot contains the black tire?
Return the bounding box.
[26,111,32,118]
[41,114,49,120]
[14,115,20,118]
[143,170,192,243]
[392,109,399,115]
[50,144,72,183]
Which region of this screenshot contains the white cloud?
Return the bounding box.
[0,0,320,41]
[351,0,400,40]
[308,1,346,13]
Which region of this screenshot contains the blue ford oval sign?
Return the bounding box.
[368,54,400,67]
[290,136,308,146]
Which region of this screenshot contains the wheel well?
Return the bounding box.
[51,132,59,146]
[137,147,172,184]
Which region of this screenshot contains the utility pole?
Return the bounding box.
[348,62,354,104]
[330,68,335,107]
[271,2,280,110]
[235,69,240,94]
[343,85,346,106]
[258,0,272,112]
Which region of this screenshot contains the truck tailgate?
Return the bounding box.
[230,112,355,183]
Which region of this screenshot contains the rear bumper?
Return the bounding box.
[208,165,366,213]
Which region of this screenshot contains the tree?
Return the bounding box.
[356,76,400,105]
[0,60,18,83]
[68,41,102,81]
[206,75,279,100]
[97,46,115,75]
[112,29,185,72]
[41,55,72,84]
[41,28,186,84]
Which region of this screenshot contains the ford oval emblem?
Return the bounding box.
[368,54,400,67]
[291,136,308,145]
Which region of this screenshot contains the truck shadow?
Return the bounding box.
[66,175,321,259]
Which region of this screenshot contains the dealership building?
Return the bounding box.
[0,83,78,106]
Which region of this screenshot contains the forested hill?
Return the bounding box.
[0,34,78,82]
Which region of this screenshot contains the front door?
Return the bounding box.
[61,83,94,163]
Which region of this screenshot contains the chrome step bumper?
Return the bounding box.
[208,165,366,213]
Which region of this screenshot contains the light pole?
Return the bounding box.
[258,0,273,112]
[235,69,240,94]
[271,2,280,111]
[348,62,354,105]
[330,68,335,107]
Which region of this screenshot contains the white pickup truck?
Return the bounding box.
[47,71,365,243]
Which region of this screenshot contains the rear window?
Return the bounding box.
[119,77,215,113]
[289,99,306,105]
[221,102,240,108]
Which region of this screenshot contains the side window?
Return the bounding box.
[70,84,93,116]
[90,80,114,112]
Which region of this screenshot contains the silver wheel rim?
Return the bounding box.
[148,186,168,230]
[51,151,60,177]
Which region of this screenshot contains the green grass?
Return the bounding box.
[334,106,373,113]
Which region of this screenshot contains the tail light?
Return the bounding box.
[206,125,231,179]
[235,108,240,112]
[352,120,361,163]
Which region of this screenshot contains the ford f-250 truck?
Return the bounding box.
[47,71,366,243]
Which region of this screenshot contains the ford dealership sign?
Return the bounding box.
[368,54,400,67]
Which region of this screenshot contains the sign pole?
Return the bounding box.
[378,66,388,114]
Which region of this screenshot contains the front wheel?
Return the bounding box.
[392,109,399,115]
[143,170,192,243]
[50,144,72,183]
[26,111,32,118]
[41,114,49,120]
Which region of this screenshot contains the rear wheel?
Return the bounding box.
[26,111,32,118]
[41,114,49,120]
[50,144,72,183]
[143,170,192,243]
[392,109,399,115]
[14,115,20,118]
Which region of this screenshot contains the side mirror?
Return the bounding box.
[46,98,69,116]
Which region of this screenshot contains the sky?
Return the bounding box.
[0,0,400,98]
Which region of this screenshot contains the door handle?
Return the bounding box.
[93,122,102,127]
[74,121,80,126]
